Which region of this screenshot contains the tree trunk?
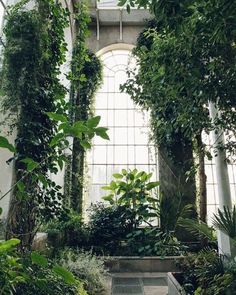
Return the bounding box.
[196,133,207,223]
[158,133,197,241]
[71,138,84,213]
[6,172,38,252]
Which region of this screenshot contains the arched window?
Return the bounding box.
[85,48,158,206]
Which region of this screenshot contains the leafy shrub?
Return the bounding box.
[126,227,187,256]
[178,249,236,295]
[102,169,159,228]
[59,249,108,295]
[0,238,86,295]
[88,202,133,254]
[46,211,90,249]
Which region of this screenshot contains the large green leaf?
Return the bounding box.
[31,251,48,267]
[52,265,76,284]
[46,112,68,122]
[0,136,16,153]
[87,116,101,128]
[21,158,39,172]
[95,127,110,140]
[146,181,160,190]
[0,239,20,252]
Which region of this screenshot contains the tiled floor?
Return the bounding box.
[110,273,168,295]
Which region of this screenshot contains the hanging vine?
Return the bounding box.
[67,2,103,213]
[0,0,69,250]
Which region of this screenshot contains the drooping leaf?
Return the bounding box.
[95,127,110,140]
[46,112,68,122]
[113,173,123,179]
[31,251,48,267]
[0,136,16,153]
[49,133,64,147]
[87,116,101,128]
[146,181,160,190]
[80,140,91,149]
[17,181,25,193]
[52,265,76,284]
[0,239,20,252]
[21,158,39,172]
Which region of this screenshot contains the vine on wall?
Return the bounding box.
[0,0,107,250]
[67,2,103,213]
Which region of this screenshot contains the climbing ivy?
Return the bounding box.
[67,2,103,213]
[0,0,107,250]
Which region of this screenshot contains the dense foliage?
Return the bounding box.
[60,249,108,295]
[0,237,86,295]
[69,1,103,212]
[178,249,236,295]
[0,0,107,251]
[121,0,236,224]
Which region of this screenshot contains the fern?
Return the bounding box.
[177,217,216,241]
[212,206,236,239]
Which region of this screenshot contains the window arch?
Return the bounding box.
[85,48,158,206]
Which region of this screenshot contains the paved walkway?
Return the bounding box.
[110,272,168,295]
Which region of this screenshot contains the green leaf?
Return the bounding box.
[146,181,160,190]
[95,127,110,140]
[38,174,48,188]
[17,181,25,193]
[80,140,91,149]
[101,185,111,191]
[0,207,2,216]
[50,133,64,147]
[0,239,20,252]
[110,180,118,190]
[122,169,127,175]
[73,121,89,132]
[102,194,114,204]
[87,116,101,128]
[0,136,16,153]
[21,158,38,172]
[52,265,76,284]
[31,252,48,267]
[46,112,68,122]
[113,173,123,179]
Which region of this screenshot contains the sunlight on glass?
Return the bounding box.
[85,49,158,207]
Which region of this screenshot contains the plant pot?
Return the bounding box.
[167,272,186,295]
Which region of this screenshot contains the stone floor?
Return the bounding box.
[110,272,168,295]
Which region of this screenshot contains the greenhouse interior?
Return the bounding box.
[0,0,236,294]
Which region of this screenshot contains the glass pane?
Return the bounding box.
[127,110,135,126]
[114,128,128,144]
[107,146,114,164]
[135,146,149,164]
[107,109,114,126]
[114,93,128,109]
[128,128,135,145]
[114,146,128,164]
[93,146,106,164]
[107,127,115,145]
[96,93,107,109]
[135,111,148,127]
[128,146,135,164]
[93,165,107,184]
[115,70,127,92]
[135,127,148,144]
[114,110,128,126]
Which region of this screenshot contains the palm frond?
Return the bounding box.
[177,217,216,241]
[212,206,236,239]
